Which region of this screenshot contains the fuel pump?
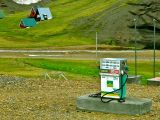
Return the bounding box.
[100,58,128,103]
[89,58,128,103]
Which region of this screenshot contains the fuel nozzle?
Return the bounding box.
[122,61,128,75]
[121,70,124,75]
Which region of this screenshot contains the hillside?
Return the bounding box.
[128,0,160,49]
[0,0,50,12]
[0,0,159,49]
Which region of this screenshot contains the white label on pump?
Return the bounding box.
[101,75,120,92]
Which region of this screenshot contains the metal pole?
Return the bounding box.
[96,32,98,59]
[134,18,137,77]
[153,19,156,78]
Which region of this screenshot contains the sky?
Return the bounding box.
[13,0,41,5]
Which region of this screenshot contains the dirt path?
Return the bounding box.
[0,50,160,61]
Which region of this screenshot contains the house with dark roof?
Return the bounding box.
[20,18,37,28]
[30,6,53,21]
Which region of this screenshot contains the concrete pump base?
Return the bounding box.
[127,75,141,84]
[147,77,160,86]
[77,94,152,115]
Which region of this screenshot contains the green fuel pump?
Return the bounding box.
[100,58,128,102]
[89,58,128,103]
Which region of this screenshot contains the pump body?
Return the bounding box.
[100,58,128,100]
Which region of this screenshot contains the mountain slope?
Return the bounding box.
[1,0,158,49]
[0,0,50,12]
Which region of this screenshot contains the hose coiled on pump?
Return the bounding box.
[101,74,128,103]
[89,73,128,103]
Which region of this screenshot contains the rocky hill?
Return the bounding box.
[128,0,160,48]
[70,0,160,49]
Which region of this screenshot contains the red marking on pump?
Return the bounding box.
[114,70,119,74]
[109,69,119,74]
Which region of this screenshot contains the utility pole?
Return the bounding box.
[153,19,156,78]
[96,32,98,59]
[134,18,137,77]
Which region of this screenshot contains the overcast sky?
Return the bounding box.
[13,0,41,5]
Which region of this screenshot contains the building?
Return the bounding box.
[20,18,37,28]
[30,6,53,21]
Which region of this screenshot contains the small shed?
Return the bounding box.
[20,18,37,28]
[30,6,53,21]
[0,10,5,19]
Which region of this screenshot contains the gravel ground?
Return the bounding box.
[0,77,159,120]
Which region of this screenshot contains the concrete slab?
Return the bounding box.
[127,75,141,84]
[147,77,160,86]
[77,94,152,115]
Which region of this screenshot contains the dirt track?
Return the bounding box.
[0,50,160,61]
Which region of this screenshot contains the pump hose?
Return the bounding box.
[89,73,128,103]
[101,73,128,103]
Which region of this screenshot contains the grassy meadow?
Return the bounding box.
[0,0,139,49]
[0,58,159,84]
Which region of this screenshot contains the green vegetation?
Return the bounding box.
[128,61,160,84]
[0,58,159,84]
[23,58,99,77]
[0,0,139,49]
[0,58,44,77]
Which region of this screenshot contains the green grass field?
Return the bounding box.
[0,58,159,84]
[0,0,139,49]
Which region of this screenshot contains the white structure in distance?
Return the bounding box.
[13,0,41,5]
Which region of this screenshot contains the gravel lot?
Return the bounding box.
[0,77,159,120]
